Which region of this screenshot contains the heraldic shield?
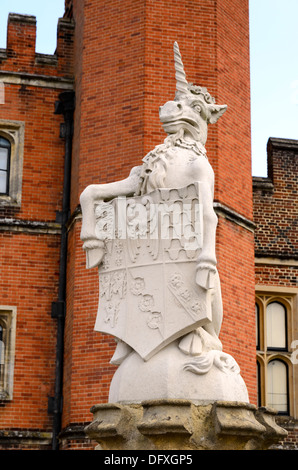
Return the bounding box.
[93,182,212,361]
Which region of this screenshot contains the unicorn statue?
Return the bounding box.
[80,42,249,403]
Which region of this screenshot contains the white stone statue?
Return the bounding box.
[80,43,249,404]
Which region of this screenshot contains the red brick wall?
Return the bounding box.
[214,1,255,402]
[0,85,64,220]
[70,0,146,209]
[71,0,252,213]
[253,138,298,449]
[216,218,256,403]
[0,14,74,221]
[4,13,73,78]
[0,13,74,448]
[254,139,298,261]
[216,0,252,219]
[0,233,59,430]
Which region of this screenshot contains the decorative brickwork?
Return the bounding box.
[253,137,298,449]
[254,138,298,261]
[0,12,74,450]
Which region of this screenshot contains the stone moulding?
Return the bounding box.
[88,403,124,439]
[0,71,74,90]
[85,399,288,451]
[213,402,268,437]
[0,217,61,234]
[0,429,52,448]
[138,400,193,437]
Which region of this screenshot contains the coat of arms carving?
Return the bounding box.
[93,182,212,360]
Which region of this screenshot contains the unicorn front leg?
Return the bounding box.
[196,181,218,289]
[80,166,141,268]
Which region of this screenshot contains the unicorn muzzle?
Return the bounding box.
[159,101,183,124]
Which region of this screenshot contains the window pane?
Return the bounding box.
[257,362,261,407]
[255,303,259,349]
[0,137,10,148]
[266,302,286,349]
[0,340,4,365]
[0,147,8,170]
[0,170,7,193]
[267,360,288,413]
[0,326,4,366]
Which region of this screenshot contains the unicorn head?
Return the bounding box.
[159,42,227,145]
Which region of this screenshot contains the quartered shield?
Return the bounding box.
[93,182,212,361]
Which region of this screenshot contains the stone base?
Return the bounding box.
[85,400,288,450]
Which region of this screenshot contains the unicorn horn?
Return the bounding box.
[174,42,188,95]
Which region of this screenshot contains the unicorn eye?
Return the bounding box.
[193,104,202,113]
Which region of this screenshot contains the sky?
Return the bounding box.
[249,0,298,176]
[0,0,65,53]
[0,0,298,177]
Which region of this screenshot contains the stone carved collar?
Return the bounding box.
[136,130,207,196]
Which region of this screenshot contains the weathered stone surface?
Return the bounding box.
[85,400,287,450]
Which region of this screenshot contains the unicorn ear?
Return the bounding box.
[208,104,227,124]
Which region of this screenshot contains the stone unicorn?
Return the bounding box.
[80,42,227,356]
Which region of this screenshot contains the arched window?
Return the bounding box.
[256,293,293,416]
[0,120,25,206]
[267,359,289,414]
[0,136,11,195]
[266,301,287,350]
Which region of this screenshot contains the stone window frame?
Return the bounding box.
[0,119,25,207]
[256,289,297,417]
[0,306,17,401]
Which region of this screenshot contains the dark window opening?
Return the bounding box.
[0,136,11,195]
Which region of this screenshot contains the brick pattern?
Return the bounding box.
[0,13,74,450]
[0,233,59,429]
[71,0,252,219]
[253,138,298,449]
[254,140,298,260]
[1,13,74,78]
[0,85,64,221]
[216,0,252,220]
[0,436,52,451]
[255,264,297,287]
[216,218,256,404]
[276,421,298,450]
[0,14,75,222]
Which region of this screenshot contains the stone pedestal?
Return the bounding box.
[85,399,287,451]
